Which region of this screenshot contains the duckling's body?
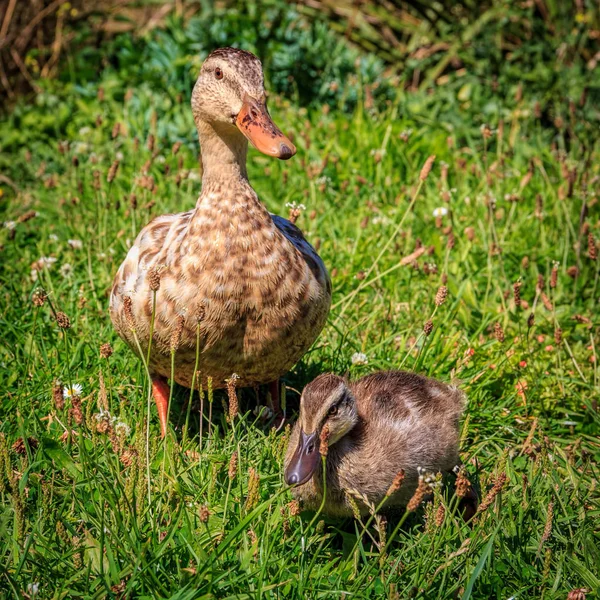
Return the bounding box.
[109,48,331,437]
[284,371,465,517]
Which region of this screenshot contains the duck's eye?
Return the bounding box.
[328,405,338,416]
[215,67,223,80]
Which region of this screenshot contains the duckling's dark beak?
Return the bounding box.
[284,430,320,486]
[236,96,296,160]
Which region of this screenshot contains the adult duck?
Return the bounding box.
[110,47,331,437]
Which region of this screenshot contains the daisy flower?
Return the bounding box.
[63,383,83,399]
[432,207,448,218]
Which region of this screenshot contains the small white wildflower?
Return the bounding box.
[3,221,16,230]
[115,151,124,161]
[49,233,59,242]
[285,202,306,211]
[63,383,83,399]
[155,155,166,164]
[27,583,40,596]
[38,256,57,269]
[351,352,368,366]
[114,420,131,437]
[60,263,73,278]
[371,215,391,226]
[30,269,39,282]
[94,408,112,421]
[78,126,91,136]
[68,239,83,250]
[432,207,448,218]
[187,170,201,181]
[97,252,107,260]
[74,142,89,154]
[315,175,331,186]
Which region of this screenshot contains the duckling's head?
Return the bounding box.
[192,47,296,159]
[285,374,358,486]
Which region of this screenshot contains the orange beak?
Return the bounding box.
[236,96,296,160]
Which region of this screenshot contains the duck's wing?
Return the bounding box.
[270,214,331,289]
[110,210,193,323]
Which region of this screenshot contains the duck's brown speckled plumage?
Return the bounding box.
[109,48,331,390]
[284,371,466,517]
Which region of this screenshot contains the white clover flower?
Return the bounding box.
[114,420,131,438]
[63,383,83,399]
[49,234,59,242]
[38,256,57,269]
[155,155,166,164]
[3,221,16,230]
[68,239,83,250]
[74,142,89,154]
[351,352,368,366]
[371,215,391,226]
[432,207,448,218]
[115,151,124,161]
[60,263,73,278]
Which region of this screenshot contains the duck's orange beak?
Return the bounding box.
[236,96,296,160]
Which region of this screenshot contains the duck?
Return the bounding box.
[109,47,331,437]
[284,370,468,517]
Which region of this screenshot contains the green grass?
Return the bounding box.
[1,27,600,599]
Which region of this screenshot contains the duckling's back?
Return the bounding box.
[346,370,465,504]
[350,370,465,425]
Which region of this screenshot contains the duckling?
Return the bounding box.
[284,371,467,517]
[110,48,331,437]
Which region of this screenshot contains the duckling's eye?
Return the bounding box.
[215,68,223,80]
[328,405,338,416]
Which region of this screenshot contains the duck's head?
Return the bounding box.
[285,374,358,486]
[192,47,296,160]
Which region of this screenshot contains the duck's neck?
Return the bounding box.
[189,120,274,244]
[197,120,249,187]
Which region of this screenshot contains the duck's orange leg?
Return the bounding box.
[151,377,170,438]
